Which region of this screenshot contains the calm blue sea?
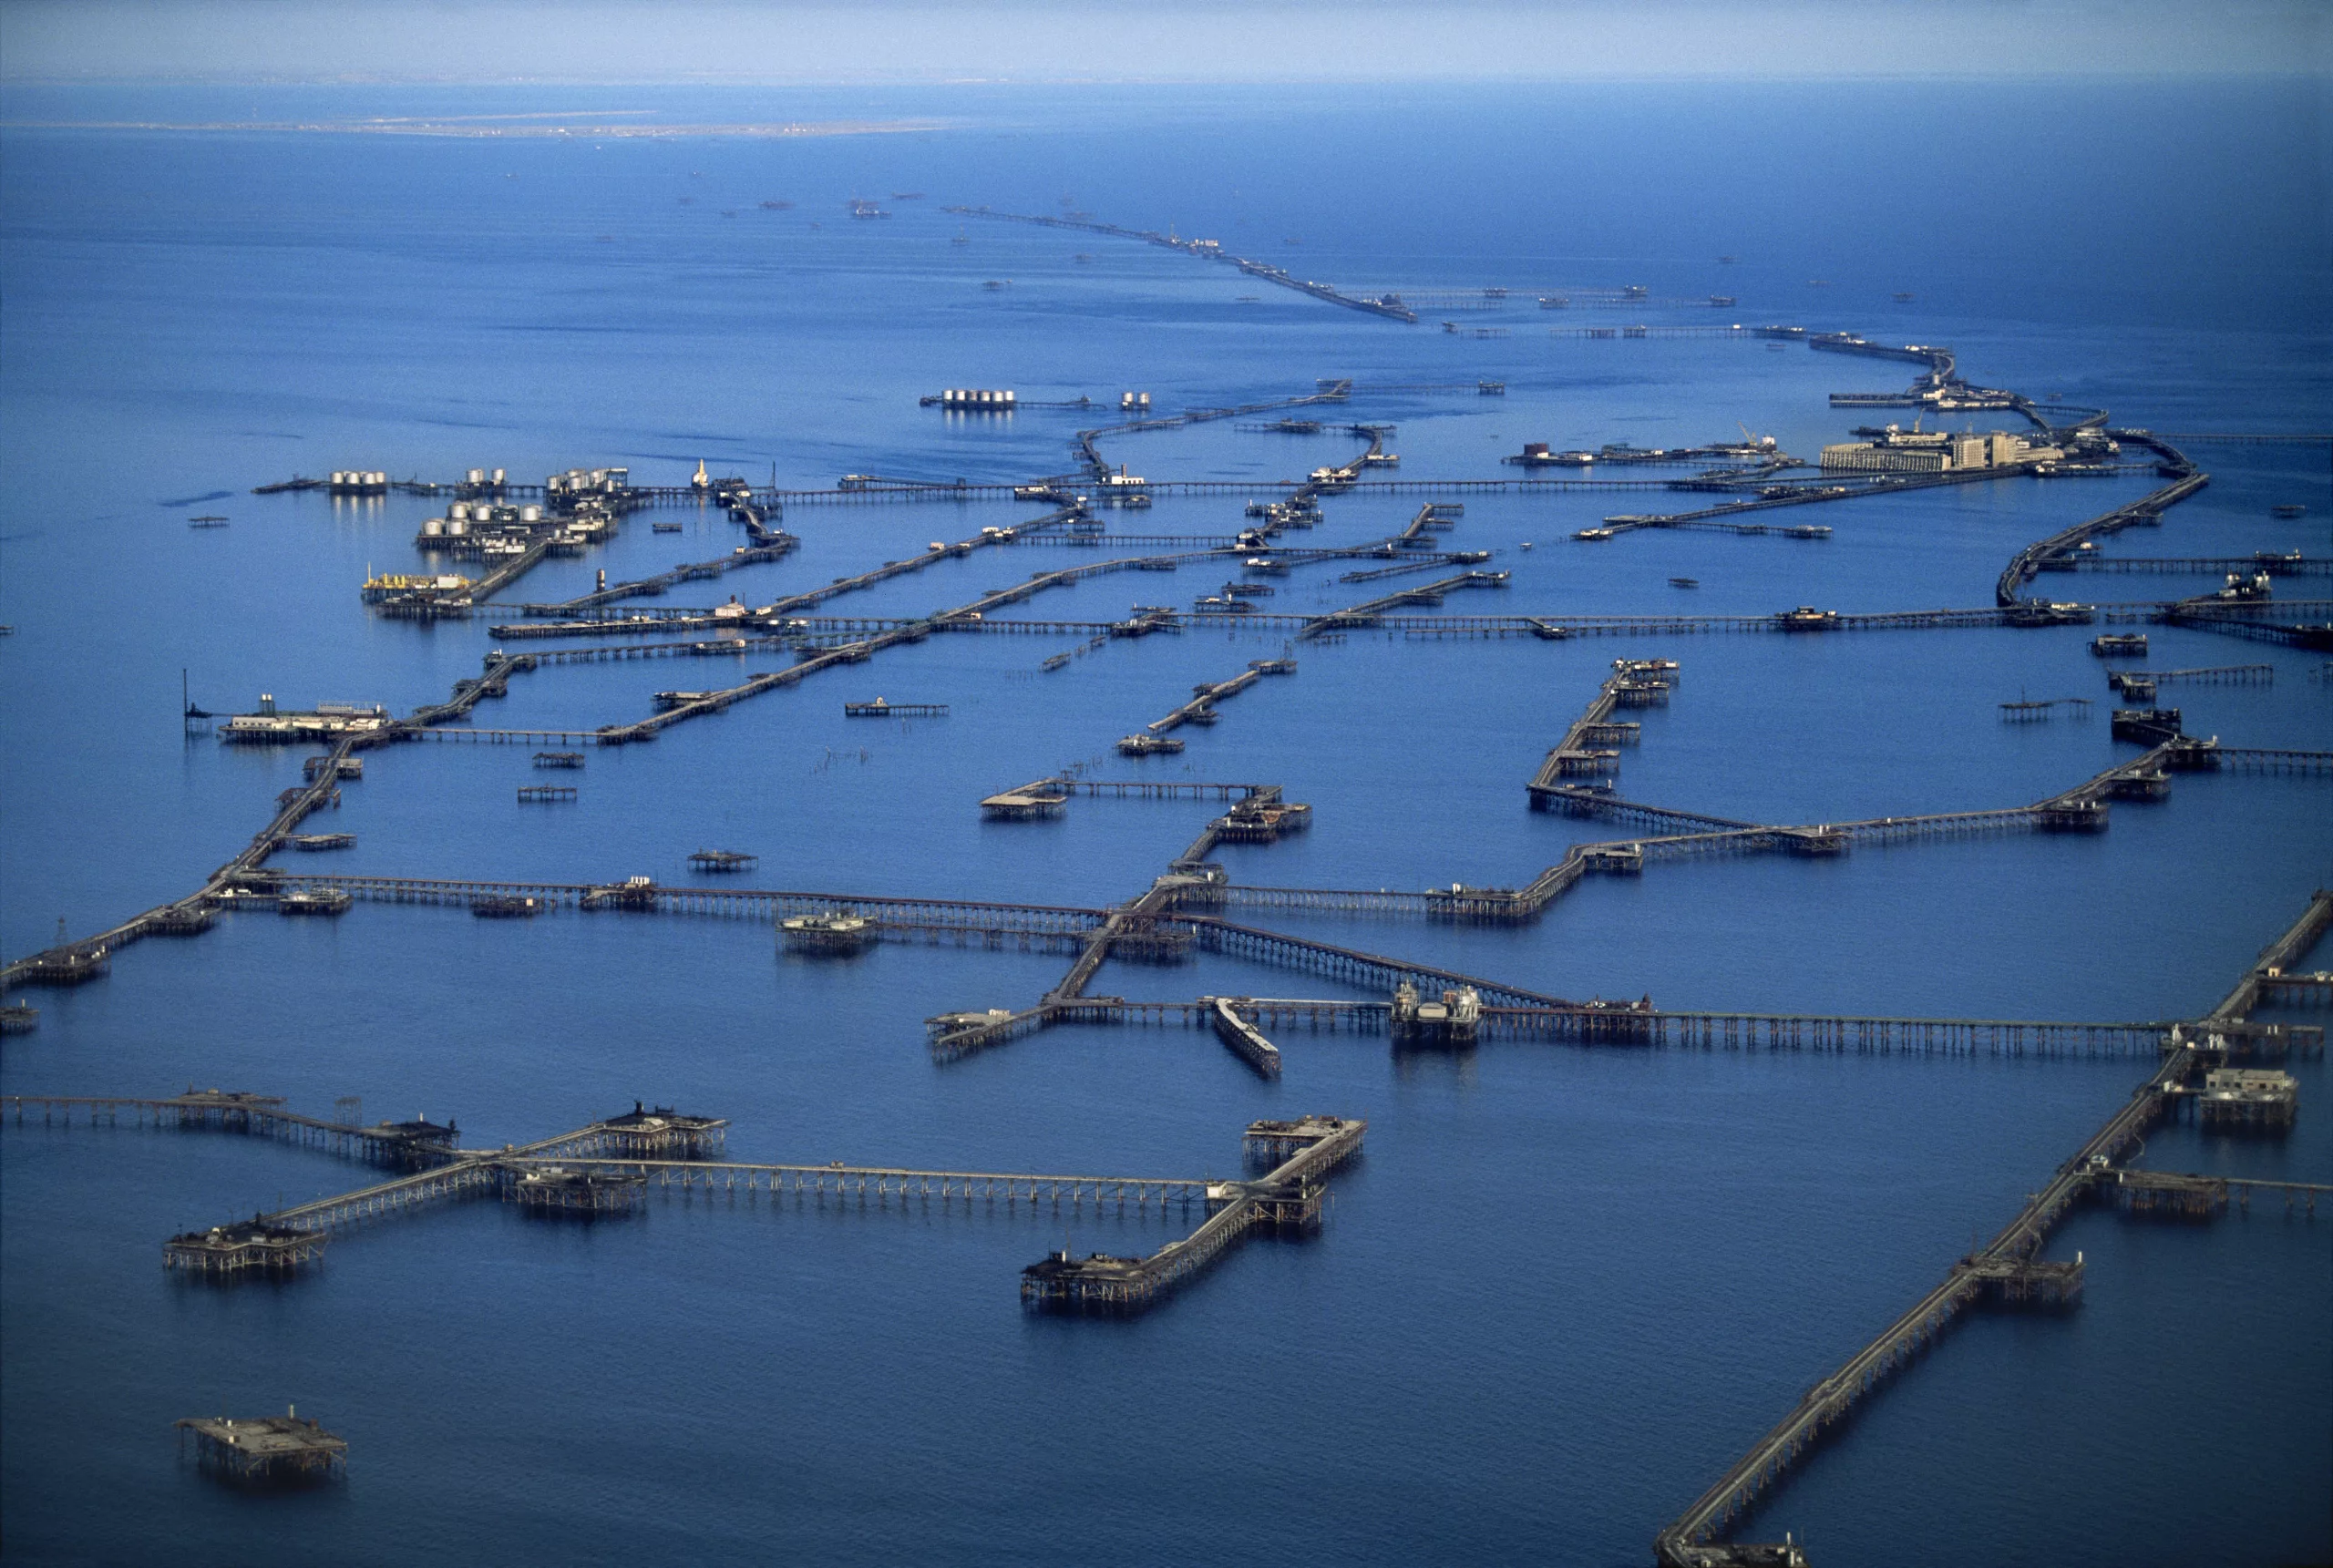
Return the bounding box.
[2,79,2328,1567]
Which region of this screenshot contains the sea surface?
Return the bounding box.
[2,79,2328,1567]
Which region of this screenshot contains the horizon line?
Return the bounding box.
[6,68,2328,87]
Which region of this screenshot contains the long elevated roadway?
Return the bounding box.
[1652,890,2333,1567]
[948,204,1418,322]
[2,649,539,989]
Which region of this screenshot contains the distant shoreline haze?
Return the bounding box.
[0,118,949,138]
[0,0,2324,85]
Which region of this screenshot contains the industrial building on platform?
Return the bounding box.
[1820,426,2063,474]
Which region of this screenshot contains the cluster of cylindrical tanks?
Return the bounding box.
[940,389,1015,409]
[327,470,387,494]
[418,501,544,538]
[547,466,629,496]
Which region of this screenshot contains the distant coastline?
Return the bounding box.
[0,116,949,138]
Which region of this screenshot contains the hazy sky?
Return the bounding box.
[2,0,2327,84]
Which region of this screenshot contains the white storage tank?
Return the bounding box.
[519,505,542,523]
[422,518,445,536]
[447,518,468,536]
[491,467,505,484]
[467,468,486,485]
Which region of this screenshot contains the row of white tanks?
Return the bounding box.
[548,466,628,494]
[343,466,625,497]
[420,502,543,537]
